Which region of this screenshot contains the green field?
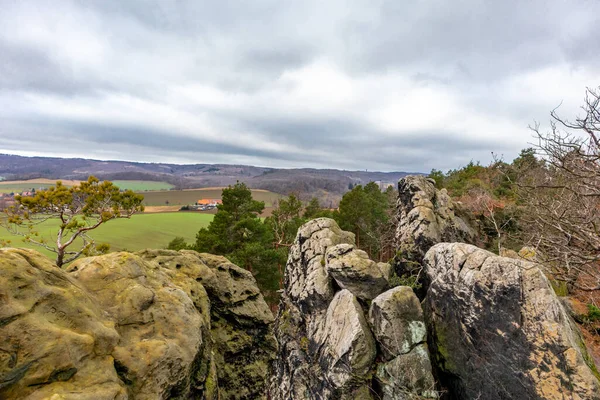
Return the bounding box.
[0,183,51,193]
[112,180,174,191]
[0,212,213,259]
[0,179,174,193]
[141,188,282,207]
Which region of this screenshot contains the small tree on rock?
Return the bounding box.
[1,176,144,267]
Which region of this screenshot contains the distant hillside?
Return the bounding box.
[0,154,419,203]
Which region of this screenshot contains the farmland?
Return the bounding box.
[0,212,213,259]
[0,179,174,193]
[141,188,282,207]
[111,180,174,191]
[0,178,81,193]
[0,178,173,193]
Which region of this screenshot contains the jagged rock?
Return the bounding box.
[135,250,277,400]
[287,218,355,312]
[271,218,439,400]
[423,243,600,400]
[369,286,437,399]
[395,176,474,266]
[271,218,368,400]
[0,247,275,400]
[316,289,377,395]
[326,243,391,300]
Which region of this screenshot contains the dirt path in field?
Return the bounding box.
[143,206,182,213]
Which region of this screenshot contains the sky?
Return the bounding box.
[1,0,599,172]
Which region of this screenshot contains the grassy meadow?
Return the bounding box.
[0,179,174,193]
[0,212,213,260]
[111,180,174,191]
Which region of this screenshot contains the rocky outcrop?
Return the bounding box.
[0,247,275,400]
[270,218,437,399]
[423,243,600,399]
[395,176,474,268]
[137,250,277,400]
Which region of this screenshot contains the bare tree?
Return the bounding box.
[460,187,515,254]
[517,87,600,291]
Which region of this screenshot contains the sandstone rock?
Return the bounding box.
[137,250,276,400]
[423,243,600,400]
[68,252,208,399]
[315,289,376,394]
[395,176,474,267]
[326,243,391,300]
[369,286,427,361]
[271,218,364,400]
[369,286,437,399]
[375,345,438,400]
[0,247,275,400]
[287,218,355,312]
[0,248,127,400]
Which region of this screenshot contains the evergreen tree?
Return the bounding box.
[335,182,393,260]
[193,182,282,304]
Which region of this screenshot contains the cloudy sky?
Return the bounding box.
[1,0,599,172]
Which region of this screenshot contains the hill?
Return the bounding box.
[0,153,417,203]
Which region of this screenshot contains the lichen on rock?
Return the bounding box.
[270,218,437,400]
[0,247,275,400]
[423,242,600,399]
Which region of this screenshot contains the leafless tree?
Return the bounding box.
[517,87,600,291]
[460,187,514,254]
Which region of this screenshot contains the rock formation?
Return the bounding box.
[270,218,437,399]
[4,173,600,400]
[423,243,600,399]
[395,176,474,268]
[0,248,275,400]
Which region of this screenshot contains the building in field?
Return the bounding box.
[197,199,222,206]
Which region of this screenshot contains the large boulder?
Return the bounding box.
[270,218,437,400]
[369,287,437,399]
[326,243,391,300]
[0,247,275,400]
[423,243,600,399]
[67,252,207,399]
[395,176,474,267]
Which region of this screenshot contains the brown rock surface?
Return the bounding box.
[0,247,275,400]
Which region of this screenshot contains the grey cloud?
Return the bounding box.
[0,0,599,172]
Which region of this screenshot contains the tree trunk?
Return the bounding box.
[56,248,65,268]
